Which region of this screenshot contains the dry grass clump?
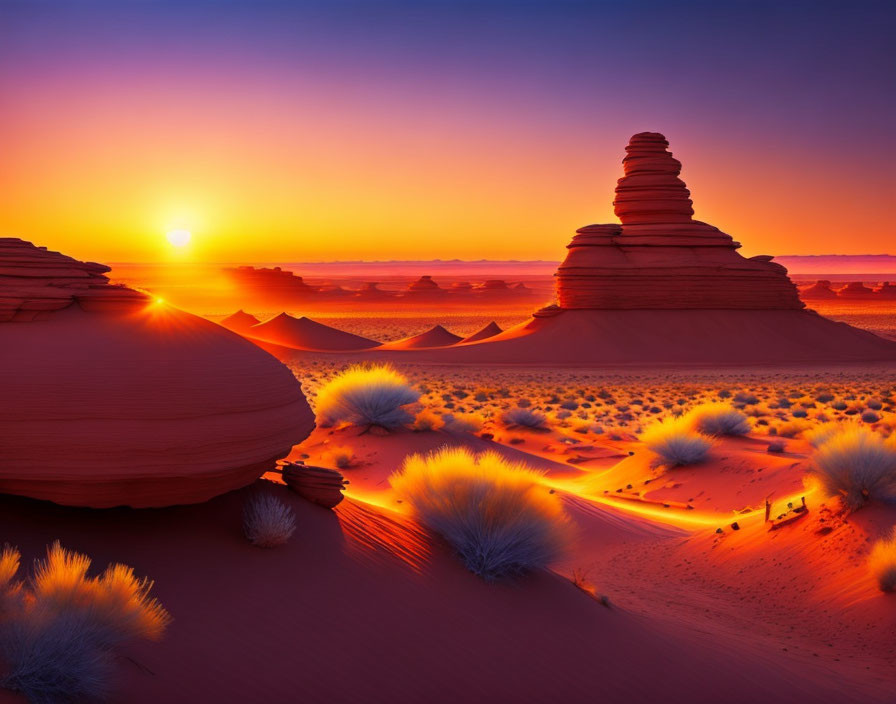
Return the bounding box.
[501,408,547,430]
[390,447,571,581]
[316,363,420,431]
[869,530,896,592]
[685,403,751,436]
[412,409,445,432]
[808,427,896,511]
[243,493,297,548]
[640,416,712,467]
[0,542,170,703]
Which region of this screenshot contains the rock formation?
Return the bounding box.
[358,132,896,365]
[406,275,441,293]
[280,462,347,509]
[247,313,381,351]
[479,279,509,291]
[554,133,802,310]
[838,281,875,298]
[801,280,838,299]
[356,282,393,299]
[0,237,148,320]
[0,239,315,507]
[876,282,896,298]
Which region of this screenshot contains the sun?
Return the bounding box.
[166,229,191,247]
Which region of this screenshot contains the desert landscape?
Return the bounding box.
[2,1,895,703]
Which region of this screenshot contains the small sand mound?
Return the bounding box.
[248,312,381,351]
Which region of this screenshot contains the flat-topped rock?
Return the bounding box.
[838,281,875,298]
[801,280,838,299]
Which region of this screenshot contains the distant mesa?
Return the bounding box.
[223,265,318,303]
[247,312,381,351]
[877,282,896,298]
[460,321,503,344]
[0,238,314,507]
[450,281,473,291]
[800,280,838,299]
[479,279,510,291]
[837,281,876,298]
[406,275,442,294]
[220,309,262,333]
[380,324,462,349]
[356,281,393,299]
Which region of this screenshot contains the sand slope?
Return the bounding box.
[366,309,896,365]
[378,324,463,349]
[248,312,381,351]
[0,482,883,704]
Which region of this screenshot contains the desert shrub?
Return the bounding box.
[640,417,712,467]
[733,391,759,405]
[685,403,751,436]
[772,419,811,438]
[0,542,169,703]
[869,530,896,592]
[805,423,840,448]
[442,412,484,433]
[315,363,420,430]
[862,410,880,423]
[390,447,571,581]
[501,408,547,430]
[808,427,896,511]
[326,446,355,469]
[243,493,296,547]
[412,409,444,432]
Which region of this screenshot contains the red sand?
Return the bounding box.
[247,312,381,351]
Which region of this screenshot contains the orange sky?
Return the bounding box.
[1,2,893,264]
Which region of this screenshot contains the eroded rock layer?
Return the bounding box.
[555,134,804,310]
[0,239,315,508]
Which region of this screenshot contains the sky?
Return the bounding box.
[1,0,894,263]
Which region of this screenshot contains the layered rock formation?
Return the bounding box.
[0,240,315,508]
[0,237,148,320]
[281,462,347,509]
[838,281,875,298]
[357,132,896,365]
[801,280,838,299]
[554,133,803,310]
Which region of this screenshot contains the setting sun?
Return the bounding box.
[166,229,191,248]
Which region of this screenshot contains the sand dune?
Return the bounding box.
[220,308,262,333]
[378,324,463,349]
[459,320,503,343]
[248,312,381,351]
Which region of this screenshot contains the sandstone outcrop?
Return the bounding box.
[838,281,875,298]
[0,237,148,321]
[801,280,838,299]
[0,240,315,507]
[876,282,896,298]
[280,462,347,509]
[554,133,803,310]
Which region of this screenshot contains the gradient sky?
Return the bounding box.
[1,0,894,263]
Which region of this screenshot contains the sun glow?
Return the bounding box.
[165,229,191,247]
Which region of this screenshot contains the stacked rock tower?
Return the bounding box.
[553,133,803,310]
